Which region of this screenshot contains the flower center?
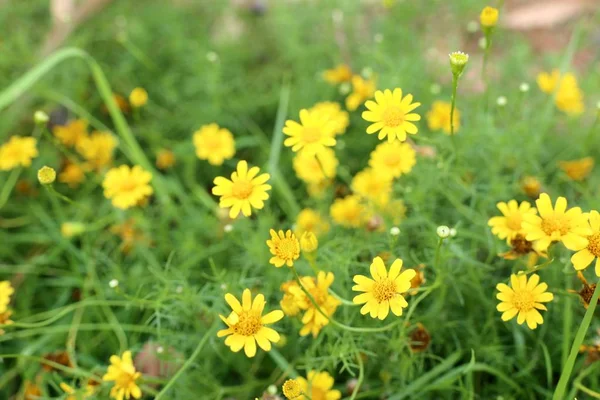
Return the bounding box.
[115,371,137,389]
[382,107,405,127]
[232,180,253,199]
[587,232,600,257]
[372,279,397,303]
[511,234,533,254]
[384,153,400,167]
[205,136,223,150]
[512,290,535,312]
[119,179,138,193]
[541,216,570,237]
[506,214,523,231]
[302,128,322,144]
[231,311,262,336]
[275,238,299,261]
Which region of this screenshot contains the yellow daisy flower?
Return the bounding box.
[310,101,350,136]
[362,88,421,142]
[537,70,560,94]
[77,131,118,171]
[522,193,591,251]
[267,229,300,267]
[571,210,600,275]
[293,148,338,184]
[559,157,594,181]
[193,123,236,166]
[280,280,302,317]
[368,141,416,178]
[496,274,553,329]
[283,109,337,155]
[53,119,88,148]
[352,256,416,320]
[487,200,537,242]
[0,136,38,170]
[295,208,330,238]
[217,289,284,358]
[480,6,499,27]
[155,149,176,170]
[426,100,460,135]
[59,162,86,188]
[102,165,153,210]
[212,160,271,218]
[351,168,393,207]
[0,281,14,314]
[102,351,142,400]
[330,195,367,228]
[323,64,352,84]
[295,371,341,400]
[555,73,585,115]
[346,75,376,111]
[129,87,148,108]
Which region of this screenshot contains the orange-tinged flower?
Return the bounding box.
[323,64,352,84]
[559,157,594,181]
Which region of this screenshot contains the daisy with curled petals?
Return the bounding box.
[212,160,271,219]
[283,109,336,155]
[522,193,591,251]
[571,210,600,276]
[496,274,553,329]
[487,200,537,242]
[102,351,142,400]
[362,88,421,142]
[267,229,300,267]
[352,256,416,320]
[218,289,284,358]
[102,165,153,210]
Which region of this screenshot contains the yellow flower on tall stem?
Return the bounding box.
[283,109,336,155]
[496,274,553,329]
[571,210,600,276]
[295,371,342,400]
[0,136,38,170]
[559,157,594,181]
[267,229,300,267]
[487,200,537,241]
[102,351,142,400]
[103,165,153,209]
[129,87,148,108]
[479,6,499,28]
[537,70,560,94]
[368,141,416,178]
[346,75,376,111]
[217,289,284,357]
[212,160,271,218]
[193,123,235,166]
[362,88,421,142]
[53,119,88,148]
[522,193,591,251]
[352,256,415,320]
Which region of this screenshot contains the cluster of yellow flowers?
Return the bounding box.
[537,69,585,115]
[488,193,599,329]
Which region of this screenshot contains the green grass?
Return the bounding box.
[1,0,600,399]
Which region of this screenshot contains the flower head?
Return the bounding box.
[60,381,96,400]
[102,350,142,400]
[426,101,460,135]
[555,74,585,115]
[293,148,338,184]
[449,52,469,77]
[480,6,499,27]
[310,101,349,136]
[282,379,302,399]
[522,193,591,251]
[0,136,38,170]
[59,162,86,188]
[409,323,431,352]
[521,176,542,198]
[212,160,271,218]
[571,210,600,276]
[300,231,318,253]
[53,120,88,148]
[559,157,594,181]
[267,229,300,267]
[77,131,118,171]
[351,168,392,207]
[156,149,176,170]
[129,87,148,108]
[295,371,341,400]
[37,166,56,185]
[330,195,367,228]
[369,141,416,178]
[323,64,352,84]
[353,256,416,320]
[103,165,153,209]
[283,109,337,155]
[217,289,284,357]
[295,208,330,238]
[496,274,553,329]
[488,200,537,241]
[0,281,14,314]
[362,88,421,142]
[193,123,235,166]
[537,70,560,94]
[346,75,376,111]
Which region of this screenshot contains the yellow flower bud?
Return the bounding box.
[129,87,148,108]
[34,110,49,125]
[61,222,86,238]
[300,231,318,253]
[449,51,469,78]
[282,379,302,399]
[480,6,499,28]
[37,166,56,185]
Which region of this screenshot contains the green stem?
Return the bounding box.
[0,168,21,210]
[348,352,365,400]
[449,75,458,154]
[553,278,600,400]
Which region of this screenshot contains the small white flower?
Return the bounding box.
[437,225,451,238]
[109,279,119,288]
[519,83,530,93]
[361,67,373,79]
[267,385,277,395]
[206,51,219,63]
[175,285,183,294]
[34,110,49,124]
[467,20,479,33]
[224,224,233,233]
[450,228,457,237]
[220,283,227,290]
[374,33,384,43]
[156,346,164,354]
[596,101,600,110]
[390,226,401,236]
[339,82,351,95]
[429,83,441,95]
[496,96,507,107]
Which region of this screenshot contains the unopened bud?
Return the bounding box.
[34,110,49,125]
[449,51,469,78]
[436,225,451,238]
[37,166,56,185]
